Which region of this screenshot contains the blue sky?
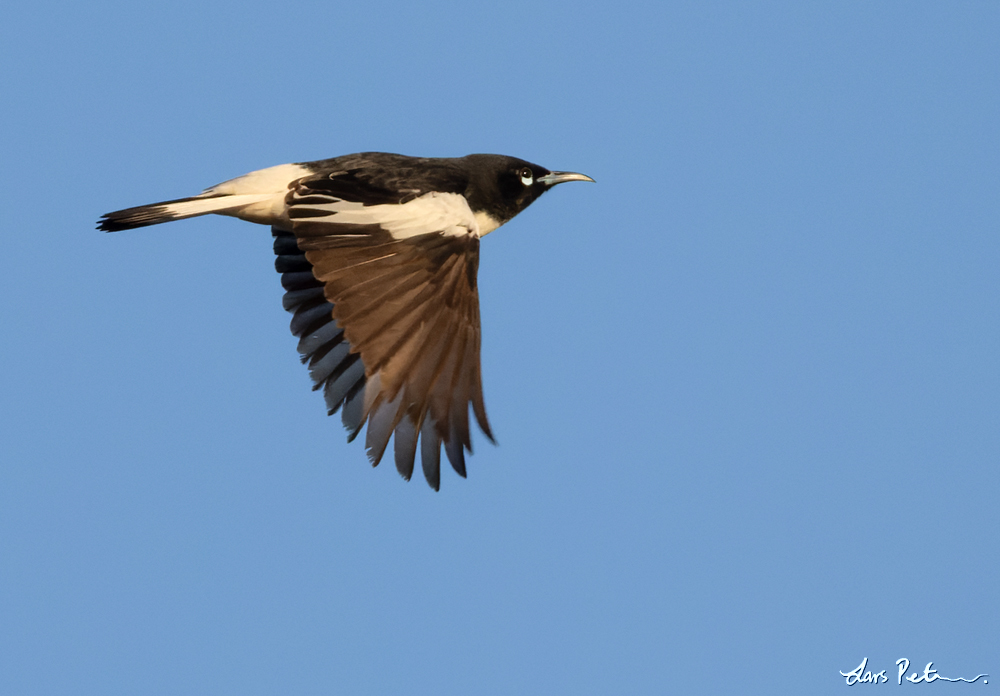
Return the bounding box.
[2,2,997,694]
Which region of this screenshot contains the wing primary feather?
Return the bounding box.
[365,388,406,467]
[281,287,326,311]
[296,321,344,360]
[408,266,465,412]
[445,438,466,478]
[431,315,472,475]
[289,301,335,337]
[342,379,367,440]
[472,364,494,443]
[367,258,471,475]
[307,341,351,386]
[281,271,321,292]
[442,322,472,450]
[323,354,365,414]
[275,254,313,274]
[420,416,442,491]
[393,415,419,480]
[272,233,301,255]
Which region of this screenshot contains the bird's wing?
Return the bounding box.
[275,172,492,490]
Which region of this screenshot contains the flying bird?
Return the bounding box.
[99,152,593,489]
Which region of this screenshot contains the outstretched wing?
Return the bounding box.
[274,170,492,490]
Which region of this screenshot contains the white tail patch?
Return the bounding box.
[195,162,314,225]
[159,193,276,220]
[202,163,311,196]
[100,162,313,231]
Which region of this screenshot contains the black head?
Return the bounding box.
[459,154,594,228]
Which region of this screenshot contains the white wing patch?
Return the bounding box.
[292,191,480,239]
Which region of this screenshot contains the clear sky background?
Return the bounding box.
[2,2,997,694]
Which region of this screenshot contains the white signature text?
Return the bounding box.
[840,657,988,686]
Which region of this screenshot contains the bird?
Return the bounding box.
[99,152,594,490]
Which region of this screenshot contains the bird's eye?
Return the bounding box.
[519,168,533,186]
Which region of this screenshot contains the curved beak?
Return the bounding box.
[538,171,595,186]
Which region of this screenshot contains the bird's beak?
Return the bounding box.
[537,171,596,186]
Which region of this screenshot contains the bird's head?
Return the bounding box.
[461,154,594,233]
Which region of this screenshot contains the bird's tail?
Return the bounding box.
[97,192,276,232]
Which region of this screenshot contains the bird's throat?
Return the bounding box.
[474,210,503,236]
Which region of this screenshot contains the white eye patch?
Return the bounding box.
[520,170,534,186]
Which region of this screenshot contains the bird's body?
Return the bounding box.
[100,152,593,489]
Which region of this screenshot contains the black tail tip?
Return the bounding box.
[97,212,160,232]
[97,203,176,232]
[97,215,126,232]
